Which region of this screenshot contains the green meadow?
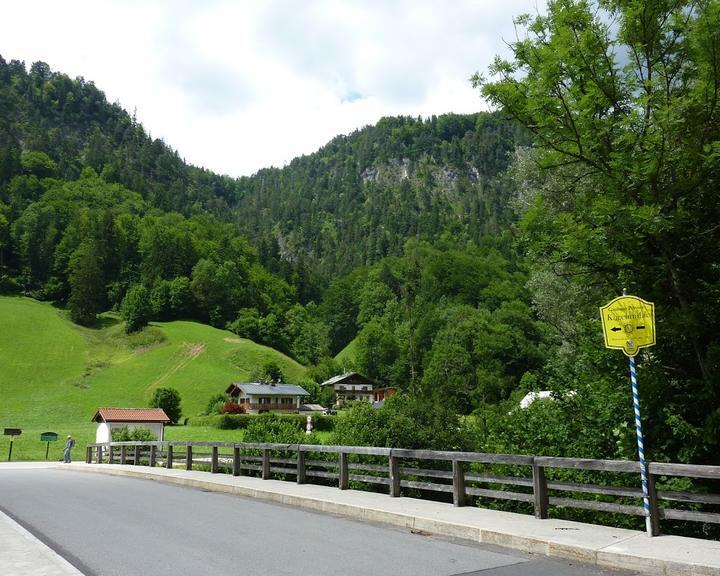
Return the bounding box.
[334,337,357,367]
[0,296,306,461]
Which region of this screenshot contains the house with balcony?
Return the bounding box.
[321,372,374,407]
[225,382,310,413]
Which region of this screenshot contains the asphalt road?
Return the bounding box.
[0,469,636,576]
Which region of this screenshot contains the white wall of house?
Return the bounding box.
[95,422,165,443]
[95,422,111,444]
[241,394,304,412]
[334,383,373,403]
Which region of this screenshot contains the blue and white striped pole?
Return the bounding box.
[629,354,652,536]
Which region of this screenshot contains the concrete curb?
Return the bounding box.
[0,508,85,576]
[63,463,720,576]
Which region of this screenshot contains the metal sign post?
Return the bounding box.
[4,428,22,462]
[40,432,59,460]
[600,293,656,537]
[629,354,652,536]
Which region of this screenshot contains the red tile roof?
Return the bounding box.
[91,408,170,423]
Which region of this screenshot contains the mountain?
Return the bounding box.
[0,56,527,296]
[0,57,541,403]
[0,57,237,216]
[235,113,528,284]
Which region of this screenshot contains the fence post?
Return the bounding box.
[262,449,270,479]
[186,446,193,471]
[339,452,349,490]
[532,460,549,519]
[86,446,92,464]
[166,444,173,469]
[120,445,127,465]
[211,446,219,473]
[297,450,306,484]
[233,447,241,476]
[134,445,140,466]
[452,460,465,507]
[96,445,102,464]
[149,445,156,468]
[389,454,400,497]
[647,470,661,536]
[108,445,114,465]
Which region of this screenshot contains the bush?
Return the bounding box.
[331,394,471,450]
[121,284,152,333]
[111,427,157,441]
[244,413,310,444]
[188,413,336,431]
[126,327,167,349]
[187,415,225,428]
[217,414,254,429]
[150,387,182,424]
[0,274,22,294]
[276,413,335,432]
[250,360,285,383]
[204,393,227,415]
[222,402,245,414]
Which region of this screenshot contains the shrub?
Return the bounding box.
[0,274,22,294]
[187,415,224,428]
[276,413,335,432]
[150,387,182,424]
[126,327,167,349]
[111,427,157,442]
[121,284,152,333]
[244,413,310,444]
[250,360,285,383]
[222,402,245,414]
[204,393,227,415]
[331,394,471,450]
[188,413,335,431]
[217,414,254,429]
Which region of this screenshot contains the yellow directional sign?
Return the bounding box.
[600,295,656,357]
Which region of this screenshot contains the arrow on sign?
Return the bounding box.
[611,327,622,332]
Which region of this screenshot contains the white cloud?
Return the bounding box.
[0,0,546,177]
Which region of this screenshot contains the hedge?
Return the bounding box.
[189,413,335,432]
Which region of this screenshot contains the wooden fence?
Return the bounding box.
[85,441,720,537]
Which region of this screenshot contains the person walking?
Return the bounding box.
[63,435,75,463]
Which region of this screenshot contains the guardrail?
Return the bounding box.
[85,441,720,537]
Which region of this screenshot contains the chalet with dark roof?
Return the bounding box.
[321,372,374,406]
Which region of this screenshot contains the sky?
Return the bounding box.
[0,0,546,177]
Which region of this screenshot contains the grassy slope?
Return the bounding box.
[0,296,305,460]
[334,337,358,368]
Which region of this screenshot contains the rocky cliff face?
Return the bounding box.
[232,112,522,279]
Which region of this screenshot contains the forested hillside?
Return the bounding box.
[0,55,527,297]
[234,113,528,283]
[0,56,303,356]
[0,58,237,215]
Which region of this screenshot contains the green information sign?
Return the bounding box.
[39,431,59,461]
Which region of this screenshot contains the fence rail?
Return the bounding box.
[86,441,720,537]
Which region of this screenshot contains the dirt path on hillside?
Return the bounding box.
[145,342,206,394]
